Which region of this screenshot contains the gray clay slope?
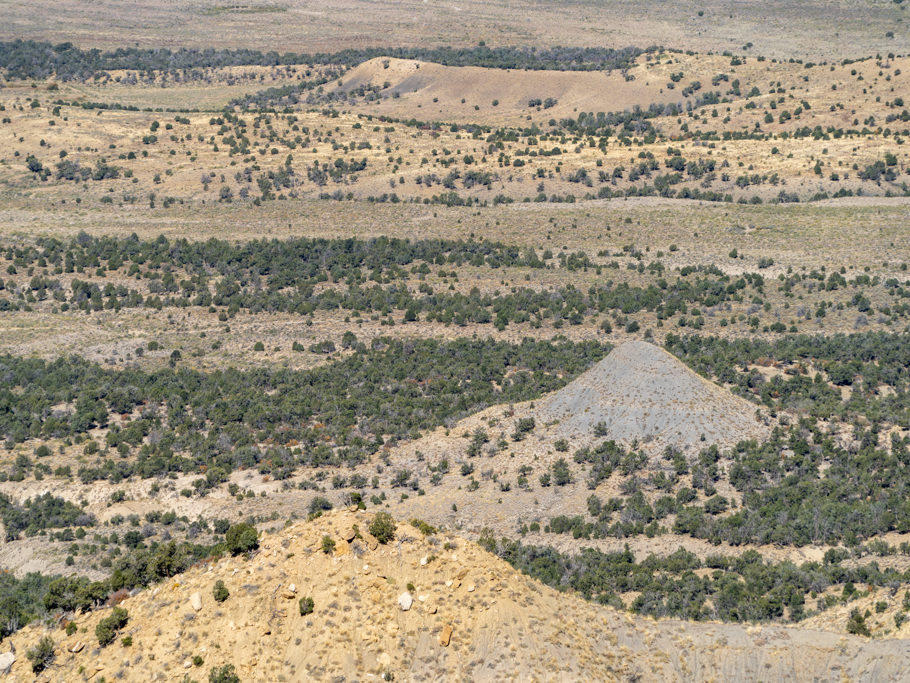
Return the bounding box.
[538,340,768,454]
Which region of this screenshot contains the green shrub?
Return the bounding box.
[321,535,336,554]
[369,512,396,544]
[209,663,241,683]
[846,608,870,636]
[225,523,258,555]
[299,596,314,616]
[213,580,230,603]
[511,417,536,441]
[552,458,572,486]
[308,496,333,515]
[26,636,55,673]
[410,519,437,535]
[95,606,128,646]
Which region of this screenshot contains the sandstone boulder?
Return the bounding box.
[0,652,14,675]
[439,624,453,647]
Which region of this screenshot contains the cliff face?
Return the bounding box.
[4,510,909,682]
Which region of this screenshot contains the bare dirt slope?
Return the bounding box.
[4,510,909,682]
[334,57,676,126]
[538,341,768,456]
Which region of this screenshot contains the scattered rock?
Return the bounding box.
[439,624,453,647]
[11,508,903,680]
[189,592,202,611]
[419,556,428,566]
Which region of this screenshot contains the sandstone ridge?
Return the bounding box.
[4,510,909,682]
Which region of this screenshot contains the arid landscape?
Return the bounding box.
[0,2,909,682]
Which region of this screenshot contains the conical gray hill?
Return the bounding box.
[538,341,767,454]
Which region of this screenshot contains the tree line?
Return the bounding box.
[0,41,652,81]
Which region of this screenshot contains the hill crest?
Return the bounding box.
[4,510,910,682]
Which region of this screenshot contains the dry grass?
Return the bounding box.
[0,197,906,274]
[0,0,907,59]
[1,4,909,676]
[4,52,910,212]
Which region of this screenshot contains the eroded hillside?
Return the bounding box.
[4,510,910,682]
[0,6,909,679]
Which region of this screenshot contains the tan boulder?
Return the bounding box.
[439,624,453,647]
[0,652,14,675]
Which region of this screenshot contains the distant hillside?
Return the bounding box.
[326,56,677,126]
